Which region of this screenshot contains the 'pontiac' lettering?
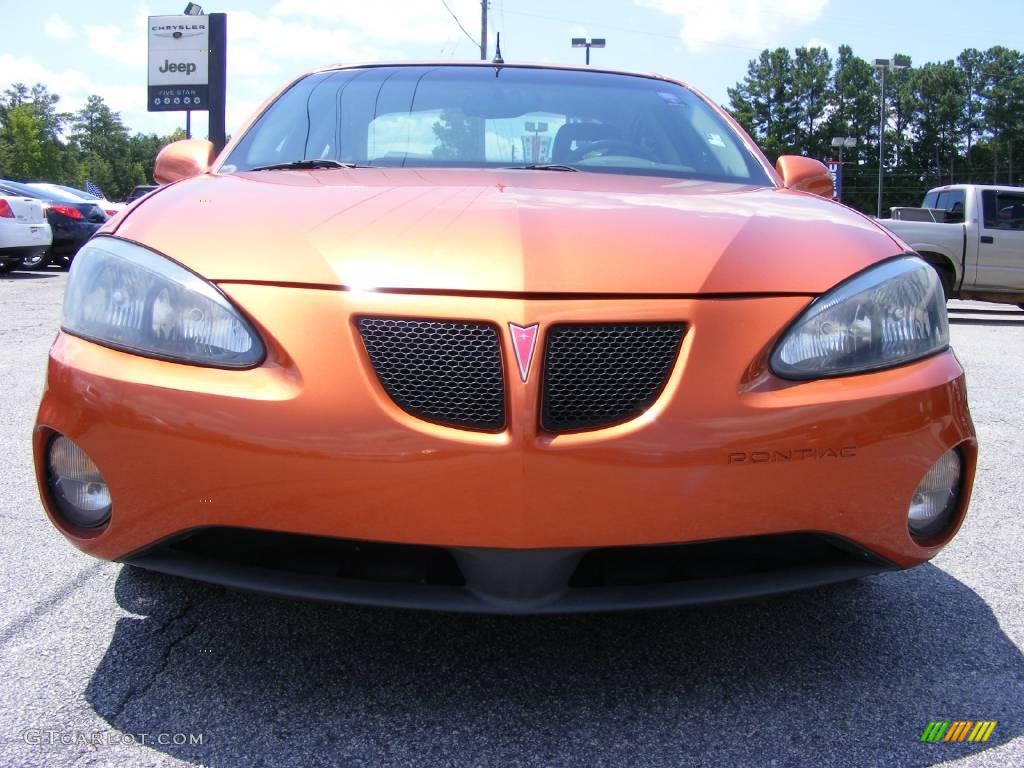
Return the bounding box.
[727,446,858,464]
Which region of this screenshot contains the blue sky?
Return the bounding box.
[2,0,1021,137]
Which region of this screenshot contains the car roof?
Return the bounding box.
[931,184,1024,195]
[28,182,96,199]
[305,60,685,87]
[0,179,92,203]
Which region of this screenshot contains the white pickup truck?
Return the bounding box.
[880,184,1024,308]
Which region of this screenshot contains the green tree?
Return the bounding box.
[791,46,832,159]
[727,47,800,160]
[823,46,878,214]
[0,82,71,181]
[0,104,45,179]
[726,43,1024,213]
[981,46,1024,183]
[907,62,965,186]
[957,48,986,179]
[68,95,134,199]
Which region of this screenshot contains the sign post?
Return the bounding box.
[827,161,843,202]
[148,12,226,153]
[207,13,227,154]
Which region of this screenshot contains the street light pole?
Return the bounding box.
[876,62,886,218]
[873,57,908,218]
[571,38,606,65]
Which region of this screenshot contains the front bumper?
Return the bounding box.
[123,528,896,613]
[34,286,977,610]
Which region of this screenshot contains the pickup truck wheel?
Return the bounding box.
[929,264,953,300]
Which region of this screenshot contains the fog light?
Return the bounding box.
[47,436,112,528]
[908,449,962,541]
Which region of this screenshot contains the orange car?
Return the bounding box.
[33,63,975,613]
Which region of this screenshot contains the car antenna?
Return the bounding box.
[492,33,505,67]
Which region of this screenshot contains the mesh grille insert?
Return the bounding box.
[357,317,505,431]
[542,323,685,432]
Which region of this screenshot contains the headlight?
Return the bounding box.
[771,256,949,379]
[62,237,264,368]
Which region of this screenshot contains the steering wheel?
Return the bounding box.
[565,138,655,162]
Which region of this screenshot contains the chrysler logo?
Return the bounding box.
[509,323,539,382]
[152,27,206,38]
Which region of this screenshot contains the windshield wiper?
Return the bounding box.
[503,164,580,172]
[248,159,368,171]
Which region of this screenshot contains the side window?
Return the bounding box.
[996,193,1024,230]
[982,190,998,228]
[932,190,965,223]
[984,191,1024,230]
[942,190,965,223]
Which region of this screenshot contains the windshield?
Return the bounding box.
[223,65,771,184]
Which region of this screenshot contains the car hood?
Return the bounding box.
[114,168,902,295]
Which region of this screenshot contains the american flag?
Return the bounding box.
[84,180,105,199]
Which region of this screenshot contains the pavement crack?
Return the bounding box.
[106,593,214,728]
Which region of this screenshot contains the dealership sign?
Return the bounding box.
[148,15,209,112]
[827,161,842,201]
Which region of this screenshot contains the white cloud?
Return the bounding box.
[83,7,150,66]
[636,0,829,52]
[84,24,147,67]
[228,11,395,77]
[44,15,75,41]
[0,53,178,137]
[269,0,483,46]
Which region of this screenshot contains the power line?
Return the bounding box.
[441,0,479,49]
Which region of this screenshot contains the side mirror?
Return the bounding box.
[775,155,834,198]
[153,139,216,184]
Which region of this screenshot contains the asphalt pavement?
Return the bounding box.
[1,269,1022,768]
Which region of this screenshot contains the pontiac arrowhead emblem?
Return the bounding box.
[509,323,539,382]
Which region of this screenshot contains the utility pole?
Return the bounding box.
[480,0,487,61]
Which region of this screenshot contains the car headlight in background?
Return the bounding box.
[62,237,264,368]
[771,256,949,379]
